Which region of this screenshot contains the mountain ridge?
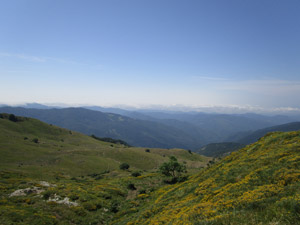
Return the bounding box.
[1,106,298,150]
[237,121,300,144]
[0,107,205,150]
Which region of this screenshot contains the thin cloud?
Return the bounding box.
[221,79,300,95]
[0,52,46,62]
[3,70,32,73]
[0,52,86,65]
[192,75,230,81]
[45,57,88,66]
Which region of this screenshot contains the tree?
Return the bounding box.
[119,162,130,170]
[159,156,187,181]
[8,114,18,122]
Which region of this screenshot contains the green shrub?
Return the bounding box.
[131,171,141,177]
[139,189,146,194]
[72,206,87,216]
[43,190,55,200]
[32,138,39,143]
[83,202,97,211]
[110,201,119,213]
[120,163,130,170]
[127,183,136,190]
[69,193,79,201]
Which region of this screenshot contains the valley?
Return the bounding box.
[1,106,299,154]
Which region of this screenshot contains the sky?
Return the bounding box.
[0,0,300,112]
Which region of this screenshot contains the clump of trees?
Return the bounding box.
[159,156,187,183]
[91,135,131,147]
[0,113,21,122]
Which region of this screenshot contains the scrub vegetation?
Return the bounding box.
[117,131,300,225]
[1,113,299,224]
[0,114,208,224]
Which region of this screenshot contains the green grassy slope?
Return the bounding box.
[197,142,245,157]
[0,113,207,179]
[3,113,299,225]
[0,114,209,225]
[115,131,300,225]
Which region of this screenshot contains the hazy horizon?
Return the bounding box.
[1,1,299,110]
[1,101,300,116]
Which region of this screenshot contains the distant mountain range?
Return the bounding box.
[0,105,299,151]
[0,107,204,149]
[197,122,300,157]
[237,121,300,144]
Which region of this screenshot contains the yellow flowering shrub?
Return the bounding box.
[115,131,300,225]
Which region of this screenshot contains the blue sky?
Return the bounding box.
[0,0,300,111]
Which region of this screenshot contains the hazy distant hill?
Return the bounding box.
[142,112,296,141]
[196,122,300,157]
[197,142,245,157]
[1,106,297,150]
[237,122,300,144]
[0,107,206,149]
[87,106,296,143]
